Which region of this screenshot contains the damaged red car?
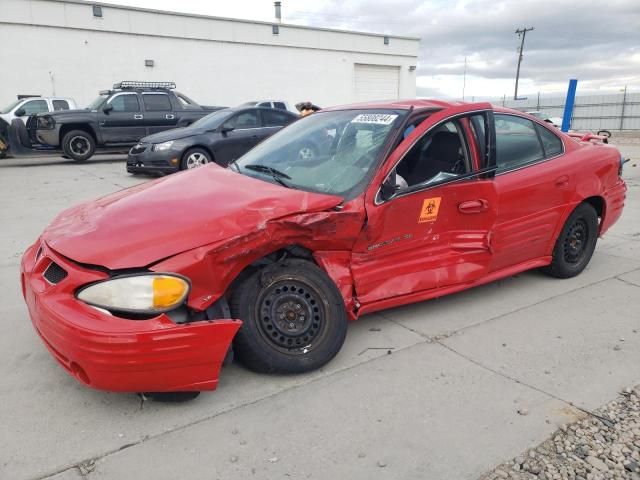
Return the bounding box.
[21,100,627,398]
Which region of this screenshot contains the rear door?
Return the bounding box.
[259,108,296,140]
[141,92,179,134]
[488,114,571,271]
[351,105,498,305]
[99,92,147,144]
[212,109,262,165]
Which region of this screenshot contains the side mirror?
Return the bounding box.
[379,173,399,201]
[14,108,26,117]
[220,125,235,134]
[102,104,113,114]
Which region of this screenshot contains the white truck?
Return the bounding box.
[0,96,76,157]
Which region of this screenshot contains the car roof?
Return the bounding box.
[321,99,469,112]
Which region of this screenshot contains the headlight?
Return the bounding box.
[37,115,55,129]
[152,141,174,151]
[76,274,190,314]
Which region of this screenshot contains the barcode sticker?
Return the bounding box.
[351,114,398,125]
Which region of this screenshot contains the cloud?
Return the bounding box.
[286,0,640,97]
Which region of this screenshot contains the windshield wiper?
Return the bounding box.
[244,164,292,188]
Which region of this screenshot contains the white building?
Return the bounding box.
[0,0,420,109]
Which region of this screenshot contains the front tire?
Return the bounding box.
[61,130,95,161]
[542,203,599,278]
[180,147,211,170]
[230,259,347,374]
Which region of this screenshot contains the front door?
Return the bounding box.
[99,92,147,144]
[213,109,262,165]
[351,106,499,305]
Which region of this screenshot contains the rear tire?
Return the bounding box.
[230,259,347,374]
[542,203,599,278]
[62,130,95,161]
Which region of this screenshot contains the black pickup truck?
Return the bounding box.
[6,81,225,161]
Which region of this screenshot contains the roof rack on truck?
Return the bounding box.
[113,81,176,90]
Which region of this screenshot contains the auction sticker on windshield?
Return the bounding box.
[351,113,398,125]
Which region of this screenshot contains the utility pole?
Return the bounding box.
[514,27,534,100]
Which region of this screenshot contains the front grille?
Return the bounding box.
[43,261,68,284]
[130,143,148,155]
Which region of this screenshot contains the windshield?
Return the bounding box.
[190,109,234,129]
[1,99,22,114]
[87,95,108,110]
[235,109,405,198]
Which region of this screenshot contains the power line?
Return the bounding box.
[514,27,534,100]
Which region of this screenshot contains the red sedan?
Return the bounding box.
[21,100,627,399]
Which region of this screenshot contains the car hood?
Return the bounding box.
[141,127,204,144]
[43,166,343,270]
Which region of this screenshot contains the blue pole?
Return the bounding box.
[561,79,578,132]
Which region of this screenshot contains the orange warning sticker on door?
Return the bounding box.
[419,197,441,223]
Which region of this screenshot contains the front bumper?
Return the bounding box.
[127,143,181,174]
[20,241,241,392]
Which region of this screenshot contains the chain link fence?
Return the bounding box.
[465,90,640,131]
[480,90,640,131]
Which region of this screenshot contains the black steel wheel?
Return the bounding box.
[542,203,599,278]
[230,259,347,374]
[62,130,96,161]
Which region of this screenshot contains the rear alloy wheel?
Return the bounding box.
[181,148,211,170]
[230,259,347,374]
[542,203,599,278]
[62,130,96,161]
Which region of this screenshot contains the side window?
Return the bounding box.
[535,124,563,157]
[262,110,294,127]
[109,94,140,112]
[258,102,271,108]
[142,94,171,111]
[52,100,70,111]
[495,114,544,172]
[395,120,469,189]
[274,102,287,110]
[224,110,259,129]
[21,100,48,115]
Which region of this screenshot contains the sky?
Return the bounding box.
[82,0,640,99]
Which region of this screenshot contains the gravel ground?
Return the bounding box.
[482,386,640,480]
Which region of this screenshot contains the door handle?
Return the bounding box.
[134,114,143,120]
[99,121,105,126]
[555,175,569,187]
[165,114,175,120]
[458,199,489,214]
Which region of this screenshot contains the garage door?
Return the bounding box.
[354,64,400,102]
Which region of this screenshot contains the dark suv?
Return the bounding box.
[8,81,225,162]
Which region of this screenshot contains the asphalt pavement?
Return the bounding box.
[1,140,639,480]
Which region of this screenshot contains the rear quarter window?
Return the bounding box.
[535,124,563,157]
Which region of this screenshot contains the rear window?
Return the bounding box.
[274,102,287,110]
[142,94,172,111]
[52,100,70,111]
